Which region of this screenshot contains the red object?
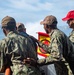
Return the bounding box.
[37,32,50,58]
[62,10,74,21]
[37,32,49,39]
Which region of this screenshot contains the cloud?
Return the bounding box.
[25,20,71,38]
[26,20,45,38]
[0,0,74,36]
[3,0,53,11]
[0,19,71,40]
[0,0,74,24]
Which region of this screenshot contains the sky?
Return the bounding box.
[0,0,74,39]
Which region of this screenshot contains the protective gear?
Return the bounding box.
[1,16,16,29]
[62,10,74,21]
[40,15,57,25]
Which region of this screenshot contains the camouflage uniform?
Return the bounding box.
[38,29,74,75]
[0,16,41,75]
[38,15,74,75]
[69,30,74,44]
[68,31,74,75]
[16,23,37,59]
[62,10,74,75]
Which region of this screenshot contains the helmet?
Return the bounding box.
[62,10,74,21]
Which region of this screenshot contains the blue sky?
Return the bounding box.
[0,0,74,38]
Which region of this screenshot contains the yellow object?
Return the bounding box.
[37,32,50,58]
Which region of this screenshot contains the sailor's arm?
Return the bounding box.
[37,36,63,64]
